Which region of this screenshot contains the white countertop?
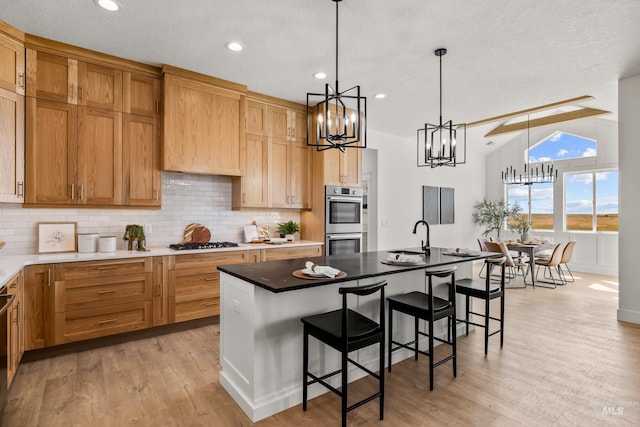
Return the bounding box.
[0,240,323,289]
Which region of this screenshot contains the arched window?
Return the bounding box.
[528,131,596,162]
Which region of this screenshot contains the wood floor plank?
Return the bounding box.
[2,271,640,426]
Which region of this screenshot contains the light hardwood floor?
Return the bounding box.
[3,270,639,426]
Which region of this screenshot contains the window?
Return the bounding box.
[565,170,618,232]
[506,183,554,230]
[529,131,596,162]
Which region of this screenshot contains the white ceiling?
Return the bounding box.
[2,0,640,155]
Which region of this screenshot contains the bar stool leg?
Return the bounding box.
[387,303,393,372]
[342,342,348,427]
[414,316,419,361]
[465,295,470,336]
[302,327,308,411]
[379,331,385,420]
[484,298,490,355]
[452,272,457,378]
[428,311,434,391]
[500,290,505,348]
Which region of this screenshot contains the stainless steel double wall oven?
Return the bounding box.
[324,185,364,255]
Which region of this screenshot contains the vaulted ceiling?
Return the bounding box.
[2,0,639,155]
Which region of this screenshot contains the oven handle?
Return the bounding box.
[326,234,363,239]
[327,196,362,202]
[0,294,15,316]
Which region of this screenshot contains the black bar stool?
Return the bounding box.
[301,280,387,427]
[387,266,457,391]
[455,256,507,355]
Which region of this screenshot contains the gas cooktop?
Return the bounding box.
[169,242,240,251]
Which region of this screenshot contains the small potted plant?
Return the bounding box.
[123,224,147,251]
[509,211,531,243]
[277,221,300,242]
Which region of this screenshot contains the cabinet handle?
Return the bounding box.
[205,277,217,281]
[47,268,51,287]
[97,319,118,325]
[242,193,247,203]
[16,181,24,198]
[97,266,118,270]
[71,184,75,200]
[18,72,25,89]
[159,284,163,298]
[155,100,159,115]
[16,302,20,325]
[80,184,84,200]
[204,301,219,306]
[97,289,118,294]
[79,86,83,100]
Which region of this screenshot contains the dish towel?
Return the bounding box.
[305,261,341,278]
[386,254,423,263]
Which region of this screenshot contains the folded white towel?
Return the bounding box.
[304,261,341,278]
[386,253,423,263]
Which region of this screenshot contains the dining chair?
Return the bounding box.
[558,241,577,283]
[484,241,528,287]
[477,238,490,278]
[534,243,568,288]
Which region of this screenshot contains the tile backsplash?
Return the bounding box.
[0,172,300,256]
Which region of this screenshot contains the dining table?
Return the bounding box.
[506,242,556,287]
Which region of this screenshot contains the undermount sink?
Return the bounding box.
[387,249,426,256]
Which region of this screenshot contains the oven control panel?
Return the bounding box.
[326,185,363,197]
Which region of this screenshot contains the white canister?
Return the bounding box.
[77,233,99,253]
[99,236,117,253]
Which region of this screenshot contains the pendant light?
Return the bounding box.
[307,0,366,152]
[417,48,466,167]
[501,115,558,185]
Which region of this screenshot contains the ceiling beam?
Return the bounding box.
[484,107,611,137]
[466,95,594,128]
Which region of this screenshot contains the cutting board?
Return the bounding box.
[181,223,211,243]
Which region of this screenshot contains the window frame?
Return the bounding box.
[563,168,618,234]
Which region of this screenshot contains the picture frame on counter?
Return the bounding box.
[37,222,77,254]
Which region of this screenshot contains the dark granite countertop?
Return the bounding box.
[217,247,496,293]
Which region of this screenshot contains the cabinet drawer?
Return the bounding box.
[170,267,220,296]
[58,257,152,279]
[55,273,152,312]
[174,293,219,322]
[170,250,250,270]
[262,245,322,261]
[54,301,152,344]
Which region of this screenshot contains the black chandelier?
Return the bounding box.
[501,116,558,185]
[417,48,466,167]
[307,0,366,152]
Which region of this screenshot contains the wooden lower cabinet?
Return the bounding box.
[6,270,24,386]
[53,258,153,345]
[168,250,254,323]
[23,264,54,351]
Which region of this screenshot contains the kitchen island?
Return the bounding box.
[217,247,493,422]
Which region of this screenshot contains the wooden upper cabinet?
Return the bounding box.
[232,133,269,208]
[321,147,361,187]
[25,98,77,205]
[0,88,25,203]
[246,99,267,135]
[124,114,161,206]
[0,31,25,95]
[25,49,77,103]
[77,61,122,111]
[77,106,123,205]
[124,72,160,117]
[163,72,243,176]
[289,141,311,208]
[292,109,307,142]
[270,139,311,209]
[268,105,307,142]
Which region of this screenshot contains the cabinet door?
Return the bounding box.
[343,147,361,186]
[152,257,169,327]
[25,50,77,103]
[25,98,77,204]
[240,133,269,207]
[77,61,122,111]
[289,141,310,208]
[0,89,24,203]
[246,100,267,135]
[6,271,23,385]
[270,138,290,208]
[0,33,25,95]
[123,72,160,117]
[268,105,289,140]
[291,109,307,142]
[163,74,242,175]
[321,148,343,186]
[123,114,161,206]
[77,106,123,205]
[23,264,55,351]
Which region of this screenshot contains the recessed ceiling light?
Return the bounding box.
[374,93,386,99]
[313,72,327,80]
[95,0,121,11]
[225,42,244,52]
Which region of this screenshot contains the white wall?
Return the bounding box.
[618,74,640,324]
[368,129,486,251]
[485,117,619,275]
[0,172,300,256]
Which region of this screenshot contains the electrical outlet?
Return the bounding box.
[145,224,152,234]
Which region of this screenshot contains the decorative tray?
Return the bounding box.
[292,269,346,280]
[381,259,427,266]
